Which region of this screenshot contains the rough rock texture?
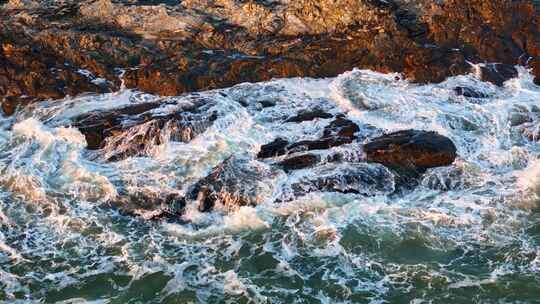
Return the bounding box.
[71,97,218,160]
[112,188,186,219]
[364,130,457,175]
[188,157,280,212]
[1,0,539,113]
[257,116,360,159]
[64,91,458,216]
[287,163,396,198]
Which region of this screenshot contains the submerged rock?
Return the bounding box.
[284,162,396,200]
[258,116,360,159]
[421,162,481,191]
[188,157,281,212]
[111,188,186,219]
[454,87,488,99]
[363,130,457,175]
[509,105,535,127]
[285,109,333,123]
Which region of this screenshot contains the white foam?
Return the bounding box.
[223,206,270,232]
[12,118,86,146]
[0,67,540,302]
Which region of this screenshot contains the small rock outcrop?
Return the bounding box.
[188,157,281,212]
[363,130,457,175]
[71,98,218,160]
[257,116,360,159]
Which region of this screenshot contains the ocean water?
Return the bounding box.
[0,68,539,303]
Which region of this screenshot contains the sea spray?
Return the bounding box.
[0,69,540,302]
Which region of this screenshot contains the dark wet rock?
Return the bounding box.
[287,137,354,154]
[479,64,518,87]
[277,154,320,172]
[322,116,360,138]
[257,137,289,158]
[188,157,280,212]
[71,101,162,149]
[287,117,360,153]
[71,98,218,160]
[258,99,276,108]
[258,117,360,159]
[364,130,457,175]
[111,189,186,219]
[285,109,333,123]
[454,87,488,99]
[285,163,396,199]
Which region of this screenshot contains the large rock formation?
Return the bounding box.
[1,0,539,113]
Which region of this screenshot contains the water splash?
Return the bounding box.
[0,68,540,302]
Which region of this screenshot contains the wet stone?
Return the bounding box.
[287,137,354,154]
[480,63,518,87]
[285,108,333,123]
[421,164,480,191]
[188,157,280,212]
[364,129,457,176]
[286,163,396,199]
[111,189,186,219]
[322,115,360,138]
[454,86,488,99]
[71,99,218,161]
[277,153,320,171]
[257,137,289,158]
[257,117,360,159]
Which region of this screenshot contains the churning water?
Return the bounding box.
[1,68,540,303]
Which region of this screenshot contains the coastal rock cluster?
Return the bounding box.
[1,0,534,217]
[61,98,457,218]
[1,0,540,112]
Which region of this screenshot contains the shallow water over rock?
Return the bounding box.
[0,68,540,303]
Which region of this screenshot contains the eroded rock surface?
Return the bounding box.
[187,157,282,212]
[364,130,457,175]
[71,97,218,160]
[2,0,539,113]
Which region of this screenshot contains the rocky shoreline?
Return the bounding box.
[1,0,540,113]
[1,0,538,217]
[58,91,458,219]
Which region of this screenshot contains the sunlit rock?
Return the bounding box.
[364,130,457,176]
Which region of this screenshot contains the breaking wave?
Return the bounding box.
[1,68,540,303]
